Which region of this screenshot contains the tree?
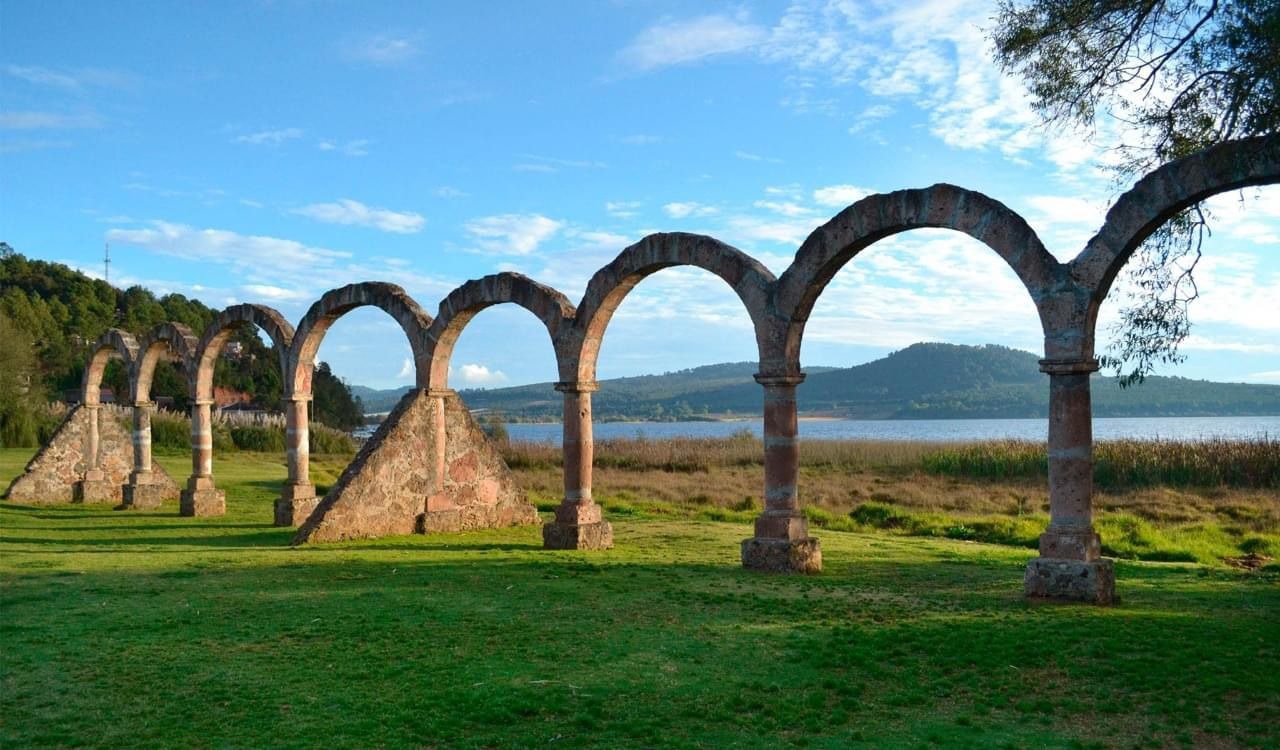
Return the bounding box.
[991,0,1279,384]
[0,312,44,447]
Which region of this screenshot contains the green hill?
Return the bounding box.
[354,343,1279,421]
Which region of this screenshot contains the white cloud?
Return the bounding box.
[618,134,662,145]
[663,202,718,219]
[292,199,426,234]
[735,150,782,163]
[318,138,371,157]
[0,111,99,129]
[105,221,350,278]
[435,186,469,199]
[396,358,414,380]
[239,284,315,302]
[725,216,813,246]
[4,65,79,88]
[753,200,811,218]
[606,200,643,219]
[1245,370,1280,383]
[515,154,607,172]
[618,13,767,71]
[457,363,509,387]
[848,104,894,134]
[234,128,303,146]
[342,33,421,65]
[812,184,873,208]
[1180,336,1280,354]
[1024,195,1105,225]
[465,213,563,255]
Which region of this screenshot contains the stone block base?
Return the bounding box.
[275,495,320,527]
[741,537,823,574]
[543,520,613,550]
[1024,557,1116,605]
[74,478,118,504]
[180,488,226,517]
[120,482,169,510]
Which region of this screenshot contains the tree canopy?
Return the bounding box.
[992,0,1279,383]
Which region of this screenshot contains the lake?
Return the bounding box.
[501,416,1280,443]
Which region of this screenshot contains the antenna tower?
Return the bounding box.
[104,242,111,284]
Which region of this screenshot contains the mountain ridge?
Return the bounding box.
[353,343,1280,420]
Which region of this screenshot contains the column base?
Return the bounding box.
[180,488,226,517]
[542,520,613,550]
[741,537,822,574]
[120,482,168,510]
[73,478,117,504]
[275,484,319,526]
[1024,557,1116,605]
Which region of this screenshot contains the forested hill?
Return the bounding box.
[0,246,363,432]
[355,343,1280,421]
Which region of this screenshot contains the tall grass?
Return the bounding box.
[502,434,1279,490]
[147,409,356,455]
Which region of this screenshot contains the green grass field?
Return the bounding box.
[2,447,1278,748]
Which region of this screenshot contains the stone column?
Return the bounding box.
[1024,358,1116,604]
[741,374,821,573]
[276,395,319,526]
[421,388,459,532]
[180,399,225,516]
[543,381,613,550]
[121,401,166,509]
[73,403,115,503]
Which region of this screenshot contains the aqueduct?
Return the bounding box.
[5,136,1276,604]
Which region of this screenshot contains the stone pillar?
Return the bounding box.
[543,381,613,550]
[121,401,166,509]
[180,400,225,516]
[73,404,115,503]
[741,374,821,573]
[276,395,319,526]
[1024,359,1116,604]
[421,388,459,531]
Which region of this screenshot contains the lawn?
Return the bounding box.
[1,447,1278,748]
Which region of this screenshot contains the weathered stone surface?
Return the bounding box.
[4,405,179,504]
[180,488,226,516]
[121,481,172,510]
[276,495,320,526]
[293,389,537,544]
[1024,557,1116,605]
[543,520,614,550]
[741,537,822,574]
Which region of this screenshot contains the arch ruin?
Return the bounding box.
[7,136,1274,604]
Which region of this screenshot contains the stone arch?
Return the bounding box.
[1069,135,1280,342]
[569,232,777,383]
[81,329,140,405]
[130,322,198,404]
[774,185,1059,372]
[288,282,433,397]
[425,273,574,389]
[194,304,295,402]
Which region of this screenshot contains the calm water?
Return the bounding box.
[503,416,1280,443]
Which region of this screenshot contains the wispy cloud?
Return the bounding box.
[812,184,873,208]
[618,134,662,145]
[435,186,469,199]
[465,213,563,255]
[0,111,99,129]
[513,154,607,173]
[606,200,643,219]
[663,202,718,219]
[105,221,351,279]
[292,199,426,234]
[2,64,136,90]
[848,104,894,134]
[734,150,782,163]
[233,128,303,146]
[318,138,371,157]
[618,13,767,72]
[341,32,421,65]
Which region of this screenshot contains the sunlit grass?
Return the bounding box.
[2,447,1278,747]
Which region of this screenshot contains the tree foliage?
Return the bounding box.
[991,0,1279,384]
[0,249,362,431]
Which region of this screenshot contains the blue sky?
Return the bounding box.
[3,0,1277,390]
